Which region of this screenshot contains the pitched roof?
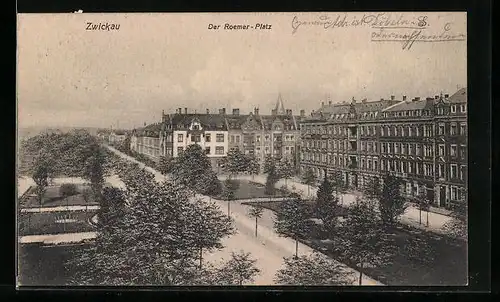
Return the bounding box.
[319,99,399,115]
[164,113,227,131]
[448,87,467,103]
[225,114,250,130]
[258,114,298,131]
[382,98,435,112]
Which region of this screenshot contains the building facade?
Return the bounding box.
[299,88,467,208]
[130,94,304,173]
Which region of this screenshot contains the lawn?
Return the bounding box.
[18,210,97,236]
[18,243,91,286]
[216,180,288,200]
[20,184,99,208]
[247,200,467,286]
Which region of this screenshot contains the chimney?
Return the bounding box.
[206,109,210,114]
[321,102,325,107]
[445,94,449,98]
[300,109,305,117]
[254,108,259,115]
[435,95,439,99]
[232,108,240,115]
[391,95,395,100]
[403,95,407,101]
[361,98,367,103]
[184,108,188,114]
[380,98,384,101]
[329,101,332,105]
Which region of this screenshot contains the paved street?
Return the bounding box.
[232,174,453,234]
[19,232,97,244]
[21,205,100,213]
[105,145,383,285]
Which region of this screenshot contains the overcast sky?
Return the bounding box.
[17,12,466,129]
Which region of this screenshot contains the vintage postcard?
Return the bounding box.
[17,12,467,287]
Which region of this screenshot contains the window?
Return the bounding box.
[205,134,211,142]
[438,164,445,178]
[450,123,457,135]
[382,143,387,153]
[451,105,457,113]
[400,126,404,137]
[460,123,467,135]
[191,134,201,142]
[256,135,261,142]
[215,146,225,155]
[373,142,378,152]
[460,104,467,113]
[451,164,458,179]
[205,147,211,154]
[438,124,445,135]
[216,134,224,142]
[361,141,366,151]
[439,144,445,156]
[230,135,234,143]
[177,147,184,154]
[409,143,415,155]
[177,134,184,142]
[451,187,457,200]
[265,135,270,141]
[460,165,466,181]
[416,144,421,156]
[368,159,372,170]
[236,135,240,143]
[402,143,407,154]
[460,145,466,159]
[451,144,457,157]
[395,143,400,154]
[416,126,420,136]
[388,143,393,154]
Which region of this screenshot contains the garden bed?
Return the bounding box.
[18,210,97,236]
[20,184,99,208]
[215,180,288,200]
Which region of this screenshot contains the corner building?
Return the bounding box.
[299,88,467,208]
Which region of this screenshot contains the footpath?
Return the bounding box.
[105,145,383,285]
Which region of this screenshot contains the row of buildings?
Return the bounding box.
[300,88,467,208]
[113,88,467,208]
[128,94,303,171]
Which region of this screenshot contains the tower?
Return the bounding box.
[274,93,286,115]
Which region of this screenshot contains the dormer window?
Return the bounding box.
[451,105,457,113]
[460,104,467,113]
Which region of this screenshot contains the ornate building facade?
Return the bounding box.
[299,88,467,208]
[129,95,304,172]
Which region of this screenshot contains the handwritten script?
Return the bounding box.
[291,13,466,50]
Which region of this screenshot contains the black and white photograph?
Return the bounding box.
[17,12,468,286]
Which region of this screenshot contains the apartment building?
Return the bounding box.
[130,94,305,173]
[299,88,467,208]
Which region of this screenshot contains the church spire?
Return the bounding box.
[275,93,286,115]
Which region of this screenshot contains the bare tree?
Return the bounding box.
[247,205,264,237]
